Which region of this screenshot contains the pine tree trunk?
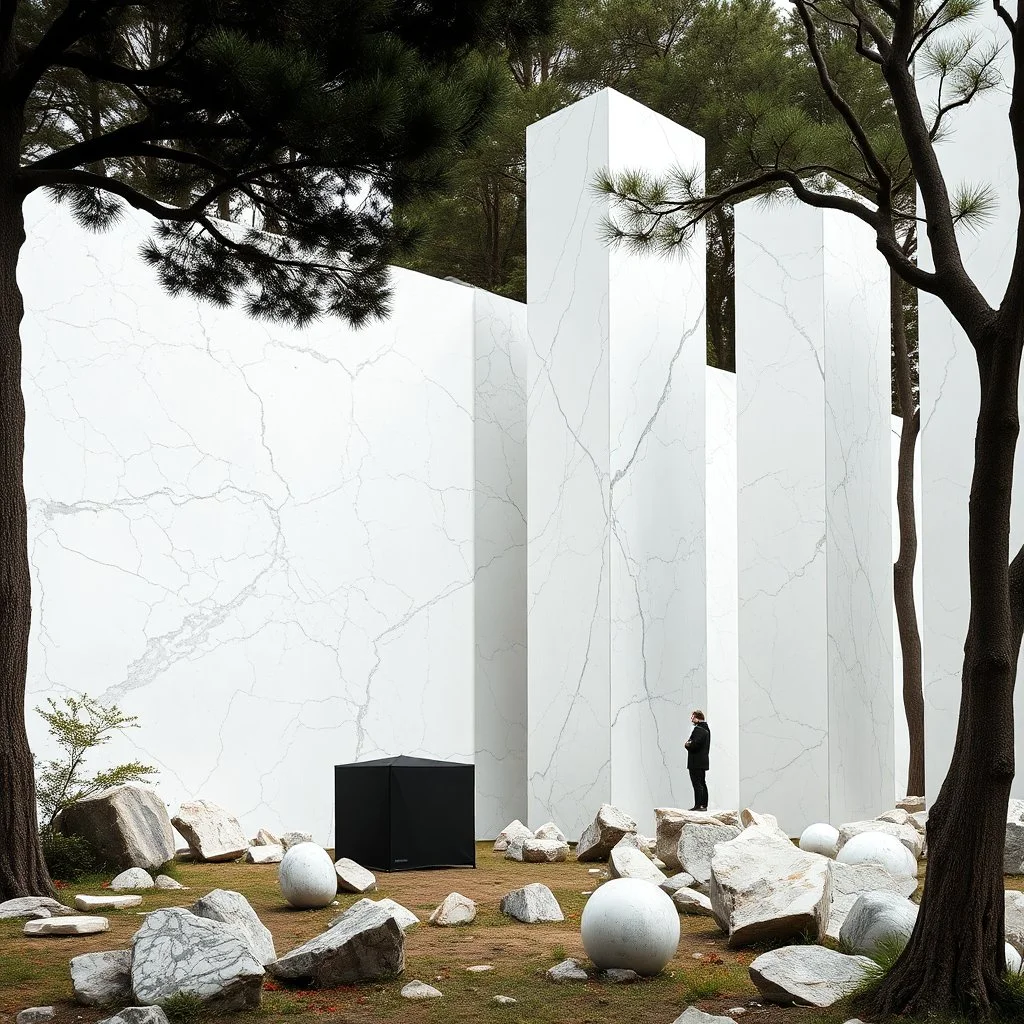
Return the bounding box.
[891,268,924,797]
[861,321,1019,1017]
[0,108,51,900]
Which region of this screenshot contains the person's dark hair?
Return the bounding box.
[692,710,705,721]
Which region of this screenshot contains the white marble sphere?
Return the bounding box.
[836,831,917,879]
[278,842,337,908]
[580,878,680,975]
[1007,943,1023,975]
[798,823,840,858]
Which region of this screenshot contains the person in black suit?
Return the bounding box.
[684,710,711,811]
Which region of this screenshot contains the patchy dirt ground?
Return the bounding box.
[0,844,937,1024]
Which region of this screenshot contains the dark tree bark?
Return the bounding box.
[0,102,51,900]
[861,313,1021,1017]
[891,266,925,798]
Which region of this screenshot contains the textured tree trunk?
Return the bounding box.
[891,268,925,797]
[861,319,1019,1017]
[0,107,51,900]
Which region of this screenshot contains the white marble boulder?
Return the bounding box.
[1006,890,1024,954]
[329,898,420,932]
[401,981,442,999]
[522,838,570,863]
[500,883,564,923]
[896,797,925,814]
[826,861,917,941]
[16,1009,54,1024]
[54,784,175,872]
[577,804,638,862]
[837,819,923,860]
[679,822,742,887]
[110,868,154,890]
[70,950,132,1006]
[131,908,263,1010]
[547,958,588,982]
[659,872,697,897]
[25,916,109,936]
[96,1009,169,1024]
[171,800,248,862]
[710,828,831,947]
[672,888,715,917]
[246,845,283,864]
[74,895,142,912]
[534,822,567,842]
[493,820,533,852]
[749,946,874,1007]
[799,824,840,858]
[609,836,666,884]
[1006,800,1024,874]
[269,902,404,986]
[281,831,313,852]
[154,875,184,890]
[671,1009,737,1024]
[838,891,918,957]
[190,889,276,966]
[739,808,786,833]
[429,893,476,926]
[655,808,731,871]
[0,897,75,920]
[252,828,280,847]
[334,858,377,894]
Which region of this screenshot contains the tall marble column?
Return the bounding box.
[917,22,1024,802]
[735,200,893,834]
[473,289,528,838]
[526,89,707,838]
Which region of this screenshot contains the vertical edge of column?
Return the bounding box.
[604,91,707,830]
[823,212,894,822]
[706,366,740,811]
[473,287,528,839]
[526,92,612,838]
[735,198,828,834]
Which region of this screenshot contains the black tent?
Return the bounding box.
[334,755,476,871]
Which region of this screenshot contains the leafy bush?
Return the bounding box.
[39,827,99,881]
[34,693,157,827]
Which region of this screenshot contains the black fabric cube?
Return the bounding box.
[334,755,476,871]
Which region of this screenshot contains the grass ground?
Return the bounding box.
[0,846,994,1024]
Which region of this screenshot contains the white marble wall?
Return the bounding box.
[917,16,1024,801]
[474,291,528,836]
[526,89,706,838]
[736,200,893,834]
[706,368,739,811]
[20,194,528,845]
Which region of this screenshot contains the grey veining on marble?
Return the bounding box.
[735,199,893,834]
[526,89,707,837]
[20,193,525,843]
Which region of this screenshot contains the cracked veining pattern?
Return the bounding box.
[19,194,516,844]
[474,290,528,838]
[736,201,893,834]
[526,89,706,837]
[916,31,1024,798]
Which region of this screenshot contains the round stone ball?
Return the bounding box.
[836,831,918,878]
[580,878,680,975]
[279,842,337,908]
[1007,943,1023,975]
[798,823,840,858]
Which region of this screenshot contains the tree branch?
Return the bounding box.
[794,0,893,192]
[11,0,99,104]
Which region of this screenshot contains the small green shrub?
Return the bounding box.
[161,992,207,1024]
[40,827,99,881]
